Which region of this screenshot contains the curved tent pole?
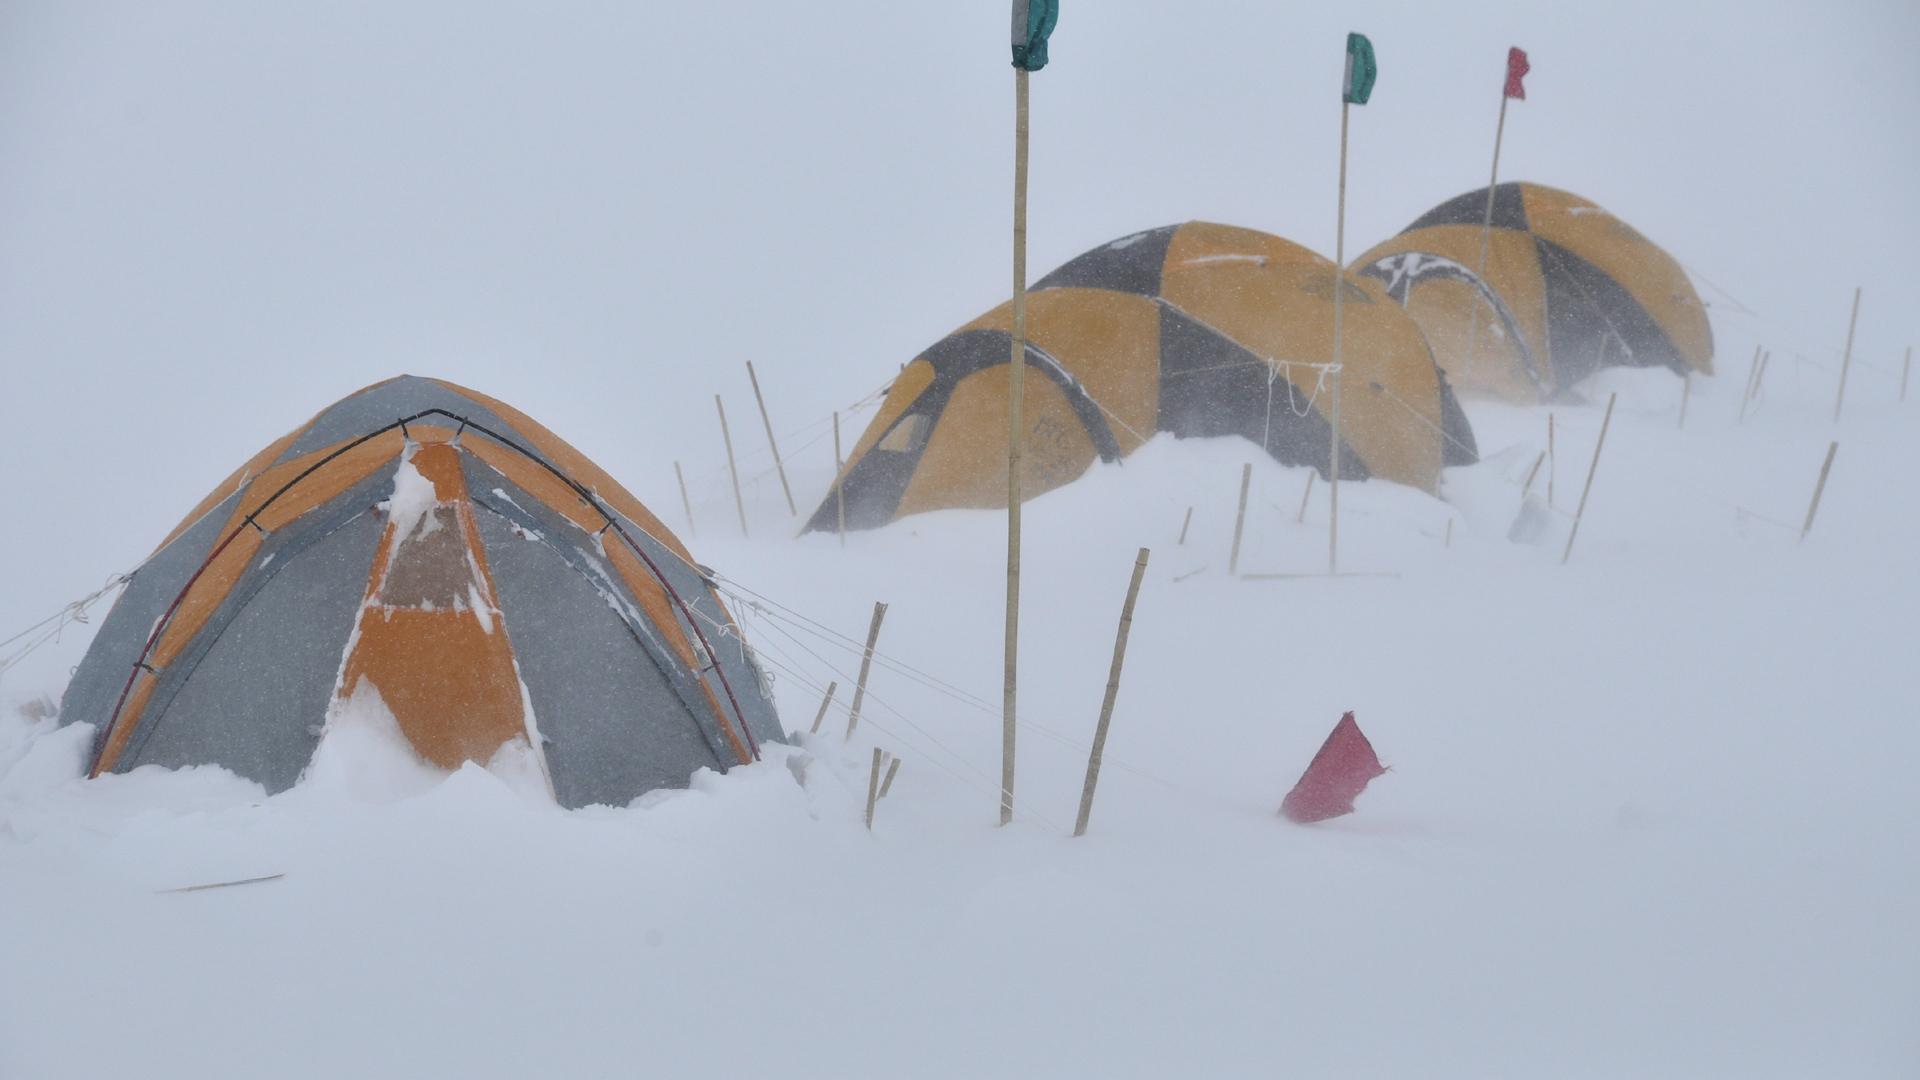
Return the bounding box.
[88,407,761,778]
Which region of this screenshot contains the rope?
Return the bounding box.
[0,573,133,681]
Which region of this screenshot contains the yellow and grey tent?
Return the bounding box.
[60,376,783,807]
[1351,182,1713,401]
[806,222,1476,532]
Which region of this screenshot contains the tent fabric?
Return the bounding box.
[60,375,783,808]
[807,221,1477,532]
[1352,182,1713,401]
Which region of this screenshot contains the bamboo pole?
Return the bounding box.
[1177,506,1194,545]
[1074,547,1151,838]
[1561,393,1618,565]
[1520,450,1546,498]
[1547,412,1556,507]
[715,395,749,537]
[1328,373,1342,575]
[1800,441,1839,542]
[1444,519,1453,548]
[1834,287,1861,423]
[1465,92,1511,381]
[878,756,902,799]
[1228,462,1252,577]
[1296,470,1314,523]
[808,680,838,735]
[1736,344,1763,424]
[673,460,697,538]
[745,361,797,516]
[846,601,888,740]
[1753,349,1771,402]
[832,411,846,545]
[1001,67,1031,827]
[864,747,884,830]
[1677,374,1691,430]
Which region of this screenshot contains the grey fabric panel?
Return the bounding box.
[1405,183,1527,233]
[275,375,527,464]
[119,507,382,791]
[114,462,396,783]
[60,487,243,741]
[472,506,725,808]
[462,457,746,765]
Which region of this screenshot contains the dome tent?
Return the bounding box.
[806,221,1477,533]
[1352,182,1714,401]
[60,376,783,808]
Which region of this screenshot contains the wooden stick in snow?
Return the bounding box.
[1074,547,1151,838]
[1520,450,1546,498]
[845,601,888,739]
[1561,393,1617,566]
[1296,470,1315,523]
[1444,519,1453,548]
[1737,344,1763,424]
[865,747,884,830]
[745,361,797,516]
[878,756,902,799]
[1834,287,1861,423]
[674,460,697,538]
[1228,463,1252,577]
[1677,374,1691,430]
[1547,412,1556,507]
[715,395,749,537]
[808,680,838,735]
[1901,346,1912,403]
[1001,67,1033,828]
[1800,441,1839,542]
[1177,506,1194,545]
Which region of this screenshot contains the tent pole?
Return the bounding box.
[1002,67,1030,826]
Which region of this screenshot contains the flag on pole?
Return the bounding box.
[1342,33,1377,106]
[1012,0,1059,72]
[1504,46,1531,99]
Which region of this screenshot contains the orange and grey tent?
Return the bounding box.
[60,376,782,807]
[1351,182,1713,401]
[805,221,1476,532]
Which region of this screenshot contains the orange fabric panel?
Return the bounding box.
[896,367,1098,514]
[88,673,158,777]
[1521,185,1713,374]
[233,430,410,532]
[146,528,265,670]
[839,359,937,479]
[337,442,526,769]
[460,439,604,535]
[604,542,701,671]
[431,380,697,567]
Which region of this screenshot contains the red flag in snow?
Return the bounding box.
[1504,46,1530,100]
[1280,712,1387,824]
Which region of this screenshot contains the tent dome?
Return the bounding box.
[808,221,1476,532]
[1351,182,1714,401]
[61,375,783,808]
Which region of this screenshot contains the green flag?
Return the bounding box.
[1012,0,1059,72]
[1343,32,1377,105]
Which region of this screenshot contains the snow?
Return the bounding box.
[3,364,1916,1078]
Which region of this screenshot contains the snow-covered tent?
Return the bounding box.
[61,376,783,807]
[1352,182,1714,401]
[807,221,1477,532]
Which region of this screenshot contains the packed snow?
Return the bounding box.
[3,364,1915,1078]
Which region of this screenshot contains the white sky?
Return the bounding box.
[3,0,1917,625]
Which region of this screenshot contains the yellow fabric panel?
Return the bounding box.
[955,288,1161,452]
[432,380,698,566]
[1352,224,1553,400]
[896,368,1097,515]
[1520,185,1713,373]
[145,527,265,671]
[88,671,158,777]
[839,358,937,480]
[1159,225,1444,489]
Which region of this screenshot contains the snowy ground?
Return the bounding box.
[3,362,1916,1078]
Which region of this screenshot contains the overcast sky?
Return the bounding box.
[3,1,1916,631]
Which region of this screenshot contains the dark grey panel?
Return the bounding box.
[1033,225,1179,296]
[114,462,397,782]
[121,507,382,792]
[1405,183,1527,234]
[1536,237,1688,390]
[276,375,528,464]
[60,487,243,742]
[473,506,725,808]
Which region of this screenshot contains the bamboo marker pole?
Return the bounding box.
[865,747,884,830]
[1000,66,1032,827]
[1328,373,1342,575]
[808,680,838,735]
[1465,93,1512,382]
[1677,374,1691,430]
[1444,519,1453,548]
[715,395,749,537]
[1228,463,1252,576]
[1737,344,1763,424]
[745,361,797,516]
[1753,349,1771,402]
[878,756,903,799]
[673,461,697,538]
[1329,80,1352,580]
[1560,393,1618,565]
[1296,471,1315,523]
[1547,412,1556,507]
[1901,346,1912,403]
[1520,450,1546,498]
[845,601,888,739]
[832,411,846,545]
[1800,441,1839,542]
[1074,547,1151,838]
[1177,507,1194,545]
[1834,287,1862,423]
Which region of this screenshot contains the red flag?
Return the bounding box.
[1504,46,1530,100]
[1280,712,1387,824]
